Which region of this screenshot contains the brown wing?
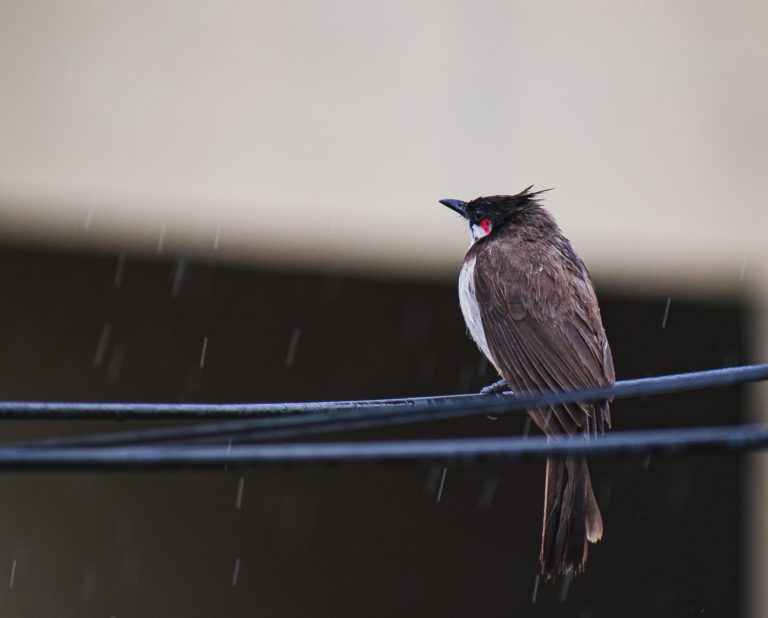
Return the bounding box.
[473,238,614,436]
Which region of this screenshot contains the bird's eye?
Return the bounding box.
[473,211,484,222]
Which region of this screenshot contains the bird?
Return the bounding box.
[439,186,615,579]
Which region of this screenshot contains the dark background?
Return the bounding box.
[0,246,748,617]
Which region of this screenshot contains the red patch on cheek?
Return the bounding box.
[480,218,492,234]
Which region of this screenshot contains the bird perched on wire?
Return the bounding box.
[439,187,615,579]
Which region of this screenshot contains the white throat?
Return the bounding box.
[469,222,491,243]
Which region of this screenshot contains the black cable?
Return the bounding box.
[1,363,765,421]
[0,396,428,420]
[0,424,766,469]
[18,364,767,448]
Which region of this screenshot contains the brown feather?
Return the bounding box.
[464,202,614,579]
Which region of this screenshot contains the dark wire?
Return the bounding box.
[15,364,767,449]
[0,424,766,469]
[0,397,422,420]
[1,363,762,420]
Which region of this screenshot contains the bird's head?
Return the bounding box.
[439,186,552,242]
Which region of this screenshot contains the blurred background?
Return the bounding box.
[0,1,766,616]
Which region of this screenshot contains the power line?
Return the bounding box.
[0,396,426,420]
[16,363,766,448]
[1,363,764,421]
[0,424,766,469]
[0,364,768,421]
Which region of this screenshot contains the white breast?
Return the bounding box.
[458,256,497,369]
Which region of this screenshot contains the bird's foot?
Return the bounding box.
[480,379,509,395]
[481,379,511,421]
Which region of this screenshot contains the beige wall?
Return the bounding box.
[0,1,766,288]
[1,0,768,613]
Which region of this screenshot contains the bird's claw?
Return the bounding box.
[480,379,509,395]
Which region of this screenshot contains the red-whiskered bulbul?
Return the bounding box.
[439,187,615,579]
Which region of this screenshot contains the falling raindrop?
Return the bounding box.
[643,453,652,470]
[224,439,233,471]
[84,205,95,230]
[531,574,540,603]
[94,324,112,367]
[235,476,245,510]
[172,259,188,297]
[157,222,167,254]
[285,328,301,367]
[661,297,671,329]
[214,221,222,250]
[231,558,241,587]
[436,468,448,503]
[522,417,532,438]
[199,337,209,368]
[477,477,498,509]
[9,559,16,589]
[740,250,749,281]
[113,253,127,288]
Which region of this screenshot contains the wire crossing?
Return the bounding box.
[14,363,767,449]
[0,363,763,471]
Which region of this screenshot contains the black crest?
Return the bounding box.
[466,186,554,228]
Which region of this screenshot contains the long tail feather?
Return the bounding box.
[540,457,602,579]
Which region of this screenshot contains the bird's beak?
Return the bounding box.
[439,198,468,218]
